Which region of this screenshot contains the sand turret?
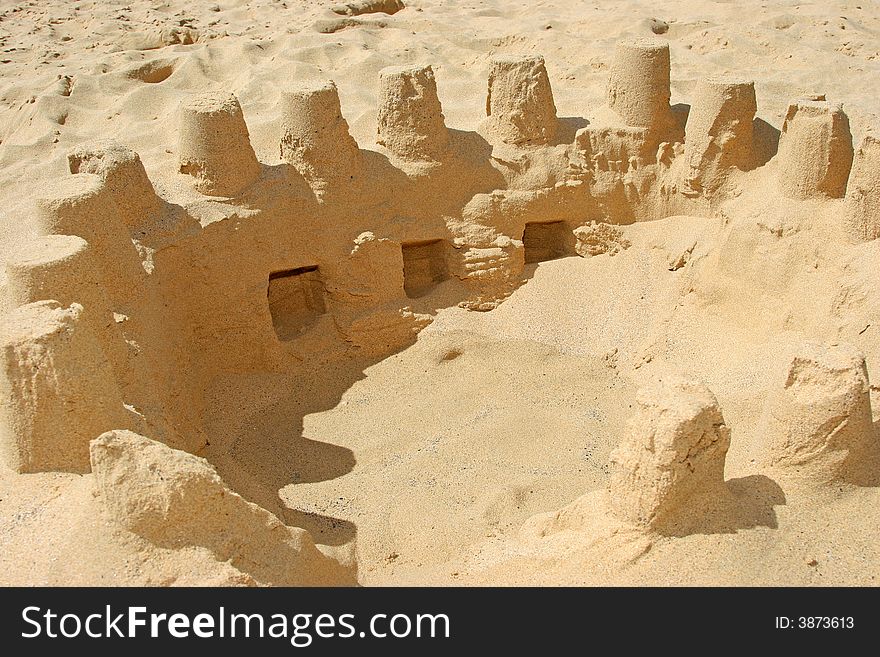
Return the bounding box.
[608,375,730,530]
[377,64,449,161]
[90,430,356,586]
[178,91,261,197]
[67,140,163,230]
[35,174,144,296]
[0,301,128,473]
[483,54,557,146]
[762,342,879,486]
[844,135,880,242]
[607,38,675,138]
[682,76,757,193]
[280,79,362,187]
[776,99,853,199]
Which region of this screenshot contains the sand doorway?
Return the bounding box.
[402,240,450,298]
[267,266,327,340]
[522,221,570,263]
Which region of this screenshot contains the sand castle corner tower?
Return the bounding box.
[280,79,363,188]
[776,98,853,200]
[608,375,730,530]
[0,301,128,474]
[682,76,757,193]
[178,91,261,197]
[376,64,450,161]
[844,134,880,242]
[607,38,675,140]
[483,54,557,146]
[67,139,163,230]
[763,342,879,486]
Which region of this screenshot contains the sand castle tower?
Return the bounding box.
[67,140,163,231]
[682,76,757,193]
[608,375,730,530]
[280,79,363,188]
[844,135,880,242]
[178,91,261,197]
[376,64,450,161]
[0,302,128,473]
[607,38,675,140]
[776,99,853,200]
[35,174,144,299]
[762,342,879,486]
[483,54,557,146]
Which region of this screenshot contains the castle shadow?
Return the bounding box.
[658,474,786,538]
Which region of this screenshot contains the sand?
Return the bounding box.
[1,0,880,586]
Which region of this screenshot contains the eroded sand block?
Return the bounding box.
[90,430,355,586]
[575,126,651,172]
[377,64,449,161]
[178,91,261,196]
[776,99,853,199]
[763,342,879,485]
[34,174,144,295]
[607,38,674,137]
[0,302,128,473]
[683,76,756,193]
[67,140,163,230]
[608,375,730,530]
[844,135,880,242]
[280,79,362,187]
[484,55,557,146]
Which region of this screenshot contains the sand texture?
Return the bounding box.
[1,0,880,586]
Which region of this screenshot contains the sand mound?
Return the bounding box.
[90,429,356,586]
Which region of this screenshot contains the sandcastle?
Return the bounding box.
[1,35,879,585]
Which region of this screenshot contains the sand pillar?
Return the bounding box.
[484,55,557,146]
[279,79,362,185]
[377,64,450,161]
[68,140,163,231]
[608,375,730,530]
[683,76,757,193]
[35,174,144,299]
[0,301,128,473]
[763,342,878,486]
[607,38,674,137]
[178,91,261,197]
[776,99,853,199]
[844,135,880,242]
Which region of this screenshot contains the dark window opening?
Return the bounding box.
[267,265,326,340]
[522,221,570,263]
[402,240,449,299]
